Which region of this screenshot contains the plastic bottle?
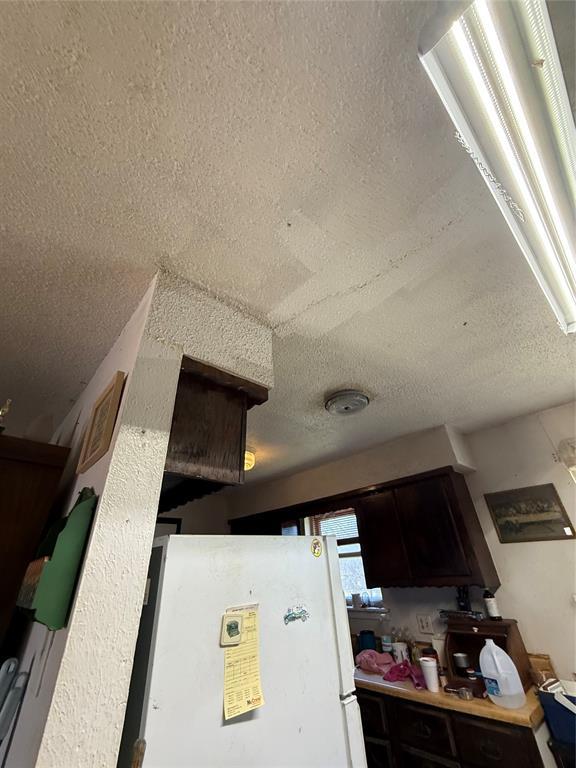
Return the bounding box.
[479,639,526,709]
[378,614,392,653]
[483,590,502,620]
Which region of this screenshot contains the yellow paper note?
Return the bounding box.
[223,605,264,720]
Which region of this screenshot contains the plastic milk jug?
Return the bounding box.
[480,639,526,709]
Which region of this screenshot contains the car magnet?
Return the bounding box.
[284,606,310,625]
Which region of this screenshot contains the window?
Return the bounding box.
[310,509,382,604]
[281,521,300,536]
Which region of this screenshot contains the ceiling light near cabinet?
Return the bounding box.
[419,0,576,333]
[244,450,256,471]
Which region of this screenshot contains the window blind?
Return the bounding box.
[311,509,357,538]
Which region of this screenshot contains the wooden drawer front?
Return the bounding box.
[453,716,538,767]
[397,703,456,758]
[399,746,460,768]
[365,738,394,768]
[358,693,388,739]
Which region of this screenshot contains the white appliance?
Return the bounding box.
[118,535,367,768]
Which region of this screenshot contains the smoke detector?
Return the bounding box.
[324,390,370,415]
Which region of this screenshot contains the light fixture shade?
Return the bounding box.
[419,0,576,333]
[244,450,256,471]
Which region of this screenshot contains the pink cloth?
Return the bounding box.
[383,659,425,690]
[355,650,395,675]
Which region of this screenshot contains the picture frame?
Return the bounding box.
[484,483,575,543]
[77,371,126,474]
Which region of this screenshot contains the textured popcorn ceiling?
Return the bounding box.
[0,1,574,478]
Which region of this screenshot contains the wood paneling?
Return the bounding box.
[164,371,247,485]
[180,356,267,409]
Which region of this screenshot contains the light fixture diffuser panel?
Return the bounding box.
[420,0,576,333]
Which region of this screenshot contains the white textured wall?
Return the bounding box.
[146,270,274,390]
[36,336,182,768]
[4,271,273,768]
[1,278,157,768]
[226,424,473,520]
[178,425,472,533]
[465,402,576,680]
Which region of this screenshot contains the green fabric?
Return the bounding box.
[32,489,98,630]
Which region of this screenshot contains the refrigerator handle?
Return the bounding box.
[130,739,146,768]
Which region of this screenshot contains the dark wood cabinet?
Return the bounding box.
[358,692,389,739]
[365,738,395,768]
[230,513,285,535]
[394,478,469,580]
[165,370,247,485]
[356,469,499,588]
[358,692,394,768]
[452,715,542,768]
[0,435,69,647]
[228,466,499,589]
[356,688,543,768]
[356,491,412,584]
[159,357,268,512]
[395,703,456,759]
[398,747,459,768]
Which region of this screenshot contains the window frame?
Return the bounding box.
[309,508,381,603]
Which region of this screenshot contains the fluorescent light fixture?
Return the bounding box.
[419,0,576,333]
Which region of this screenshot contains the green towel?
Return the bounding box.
[32,488,98,630]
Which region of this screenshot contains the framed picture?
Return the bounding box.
[485,483,575,543]
[77,371,126,474]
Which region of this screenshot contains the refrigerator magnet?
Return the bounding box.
[220,613,244,646]
[284,606,309,625]
[311,538,322,558]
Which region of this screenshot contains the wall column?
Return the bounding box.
[33,271,273,768]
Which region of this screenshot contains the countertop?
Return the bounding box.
[354,669,544,729]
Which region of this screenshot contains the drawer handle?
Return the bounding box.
[413,721,432,740]
[480,740,504,762]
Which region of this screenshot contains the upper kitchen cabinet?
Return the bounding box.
[159,357,268,511]
[356,468,499,589]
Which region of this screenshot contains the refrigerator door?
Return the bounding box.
[139,535,363,768]
[341,695,368,768]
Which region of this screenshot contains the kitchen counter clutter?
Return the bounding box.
[355,669,547,768]
[354,669,544,727]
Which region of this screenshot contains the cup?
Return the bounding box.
[391,642,409,664]
[351,593,362,609]
[358,630,377,651]
[420,656,440,693]
[453,652,470,670]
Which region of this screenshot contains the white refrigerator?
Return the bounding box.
[118,535,366,768]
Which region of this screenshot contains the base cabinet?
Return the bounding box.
[365,738,395,768]
[399,747,459,768]
[357,691,543,768]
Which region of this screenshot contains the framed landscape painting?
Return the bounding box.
[485,483,575,543]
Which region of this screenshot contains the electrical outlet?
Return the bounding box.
[416,614,434,635]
